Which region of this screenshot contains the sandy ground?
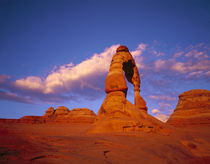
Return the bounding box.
[0,122,210,164]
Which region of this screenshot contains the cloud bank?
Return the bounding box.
[0,42,209,118]
[0,44,147,104]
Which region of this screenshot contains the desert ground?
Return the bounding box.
[1,121,210,164]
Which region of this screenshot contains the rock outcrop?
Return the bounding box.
[44,107,96,123]
[65,108,96,123]
[43,107,55,118]
[89,46,169,134]
[18,116,45,124]
[16,107,96,124]
[52,106,70,122]
[167,89,210,126]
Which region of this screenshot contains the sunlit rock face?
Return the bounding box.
[66,108,96,123]
[104,45,147,111]
[43,107,96,123]
[43,107,55,118]
[167,89,210,126]
[89,46,169,134]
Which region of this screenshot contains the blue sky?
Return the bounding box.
[0,0,209,121]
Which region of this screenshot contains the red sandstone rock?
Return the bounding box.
[105,45,147,111]
[42,106,96,123]
[43,107,55,118]
[54,106,70,116]
[18,116,45,124]
[89,46,169,134]
[65,108,96,123]
[167,89,210,126]
[90,92,169,134]
[0,118,17,123]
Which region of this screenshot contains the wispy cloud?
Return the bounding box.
[153,44,210,77]
[0,90,34,104]
[148,95,176,101]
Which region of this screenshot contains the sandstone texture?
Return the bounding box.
[89,46,169,134]
[1,120,210,163]
[167,89,210,126]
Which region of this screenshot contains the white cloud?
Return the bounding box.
[44,44,119,94]
[154,59,167,70]
[153,47,210,76]
[15,76,44,91]
[131,43,147,57]
[1,42,208,105]
[148,95,176,101]
[151,109,160,114]
[13,44,147,95]
[186,71,203,78]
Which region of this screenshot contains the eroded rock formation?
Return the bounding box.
[18,116,45,124]
[18,107,96,124]
[167,89,210,126]
[43,107,55,118]
[66,108,96,123]
[89,45,168,134]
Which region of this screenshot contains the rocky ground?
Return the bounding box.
[1,121,210,164]
[1,89,209,163]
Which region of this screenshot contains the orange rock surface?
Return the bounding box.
[167,89,210,126]
[105,45,147,111]
[1,121,210,163]
[18,116,45,124]
[66,108,96,123]
[43,107,55,118]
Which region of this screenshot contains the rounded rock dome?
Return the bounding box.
[116,45,129,52]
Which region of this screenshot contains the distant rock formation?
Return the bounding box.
[43,107,55,118]
[66,108,97,123]
[17,106,96,124]
[167,89,210,126]
[18,116,45,124]
[89,46,169,134]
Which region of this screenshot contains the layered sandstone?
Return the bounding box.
[167,89,210,126]
[89,46,169,134]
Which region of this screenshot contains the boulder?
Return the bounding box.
[167,89,210,126]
